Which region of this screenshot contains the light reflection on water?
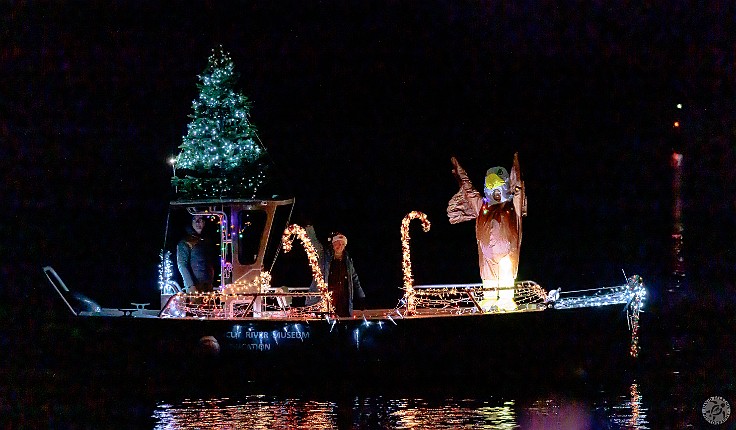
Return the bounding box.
[152,383,648,429]
[616,384,648,428]
[153,396,337,430]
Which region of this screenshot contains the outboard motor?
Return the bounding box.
[71,291,101,314]
[43,266,101,316]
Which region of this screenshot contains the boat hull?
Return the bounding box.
[57,304,638,383]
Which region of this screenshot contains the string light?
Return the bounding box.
[220,271,272,295]
[627,275,645,357]
[400,211,431,315]
[172,46,268,199]
[401,281,547,315]
[157,250,175,294]
[282,223,330,313]
[391,272,645,356]
[553,275,646,357]
[158,213,645,358]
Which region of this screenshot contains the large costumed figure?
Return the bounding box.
[447,153,527,311]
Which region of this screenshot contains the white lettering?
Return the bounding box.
[272,331,310,339]
[225,329,310,350]
[247,343,271,351]
[244,331,270,339]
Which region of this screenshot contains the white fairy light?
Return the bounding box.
[157,250,174,293]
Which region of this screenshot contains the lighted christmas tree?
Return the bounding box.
[172,47,269,199]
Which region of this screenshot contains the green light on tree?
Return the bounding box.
[172,46,269,198]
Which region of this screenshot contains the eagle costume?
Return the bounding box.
[447,153,527,310]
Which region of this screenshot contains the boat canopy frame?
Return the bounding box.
[163,197,295,298]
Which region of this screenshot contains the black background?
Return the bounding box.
[3,1,735,309]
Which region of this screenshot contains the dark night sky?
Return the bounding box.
[3,1,735,308]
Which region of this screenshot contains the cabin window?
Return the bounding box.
[262,203,294,270]
[238,210,267,265]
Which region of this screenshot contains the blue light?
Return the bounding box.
[353,328,360,349]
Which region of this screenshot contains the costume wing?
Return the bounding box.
[447,188,481,223]
[510,152,527,217]
[447,157,482,224]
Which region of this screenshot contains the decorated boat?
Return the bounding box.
[43,197,646,380]
[43,48,647,381]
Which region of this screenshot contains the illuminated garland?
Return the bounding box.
[401,211,431,315]
[282,224,330,313]
[157,250,176,294]
[218,215,233,284]
[552,275,645,357]
[162,294,187,318]
[160,245,330,318]
[160,290,330,319]
[162,291,227,318]
[403,280,547,315]
[221,271,272,295]
[626,275,645,357]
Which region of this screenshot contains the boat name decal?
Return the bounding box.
[224,330,310,340]
[224,326,310,351]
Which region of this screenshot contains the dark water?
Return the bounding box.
[149,387,647,429]
[4,359,652,429]
[2,285,734,429]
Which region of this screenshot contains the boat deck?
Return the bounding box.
[84,303,547,320]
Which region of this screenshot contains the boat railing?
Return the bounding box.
[159,290,331,319]
[551,276,646,310]
[409,276,645,313]
[550,275,646,357]
[43,266,78,316]
[405,280,549,314]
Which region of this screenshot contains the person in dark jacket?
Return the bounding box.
[177,215,216,293]
[306,225,365,317]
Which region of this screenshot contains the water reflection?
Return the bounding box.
[619,383,648,428]
[152,386,649,429]
[517,383,649,429]
[11,272,730,429]
[153,397,336,429]
[389,399,516,429]
[474,402,516,429]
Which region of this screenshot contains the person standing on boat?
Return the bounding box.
[447,154,526,311]
[177,215,216,293]
[306,225,365,317]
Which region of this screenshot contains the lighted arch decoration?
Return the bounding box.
[282,224,330,313]
[401,211,431,315]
